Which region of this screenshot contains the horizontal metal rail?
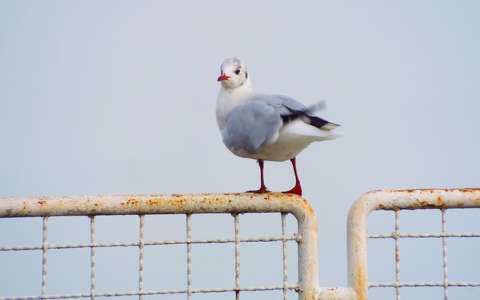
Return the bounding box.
[0,285,301,300]
[0,236,300,251]
[369,232,480,239]
[369,282,480,288]
[0,193,314,218]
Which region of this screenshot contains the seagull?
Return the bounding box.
[216,57,341,196]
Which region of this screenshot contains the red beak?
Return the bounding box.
[217,73,230,81]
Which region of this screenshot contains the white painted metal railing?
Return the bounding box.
[346,189,480,300]
[0,193,317,300]
[1,189,479,300]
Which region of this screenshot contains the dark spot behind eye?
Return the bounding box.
[234,69,241,75]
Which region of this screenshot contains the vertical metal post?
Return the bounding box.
[89,216,96,300]
[441,209,449,300]
[281,213,288,300]
[394,210,400,300]
[296,210,318,300]
[234,214,240,300]
[347,199,369,300]
[186,214,192,300]
[138,215,145,300]
[41,217,48,299]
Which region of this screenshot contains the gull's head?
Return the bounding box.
[217,57,249,89]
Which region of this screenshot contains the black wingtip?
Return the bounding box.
[281,105,339,130]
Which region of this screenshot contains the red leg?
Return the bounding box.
[283,158,302,196]
[247,159,270,193]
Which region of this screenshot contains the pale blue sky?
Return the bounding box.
[1,1,479,299]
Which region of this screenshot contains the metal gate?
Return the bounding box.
[0,189,479,300]
[346,189,480,300]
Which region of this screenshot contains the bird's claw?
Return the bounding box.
[282,184,302,196]
[247,187,271,193]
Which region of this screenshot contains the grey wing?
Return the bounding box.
[247,93,339,131]
[246,93,307,114]
[222,101,282,154]
[271,94,308,111]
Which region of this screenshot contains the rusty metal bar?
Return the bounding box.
[0,193,314,218]
[296,201,318,300]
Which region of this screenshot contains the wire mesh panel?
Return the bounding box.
[5,189,477,300]
[347,189,480,300]
[0,193,318,300]
[368,208,480,299]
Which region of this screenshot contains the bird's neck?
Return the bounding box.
[221,79,253,100]
[216,79,253,129]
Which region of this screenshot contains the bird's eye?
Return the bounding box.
[234,69,241,75]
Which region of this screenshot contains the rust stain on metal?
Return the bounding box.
[300,198,315,216]
[411,199,446,209]
[125,198,140,207]
[144,197,188,209]
[223,192,242,196]
[171,198,187,209]
[146,198,161,206]
[121,197,140,207]
[354,264,367,300]
[436,196,444,206]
